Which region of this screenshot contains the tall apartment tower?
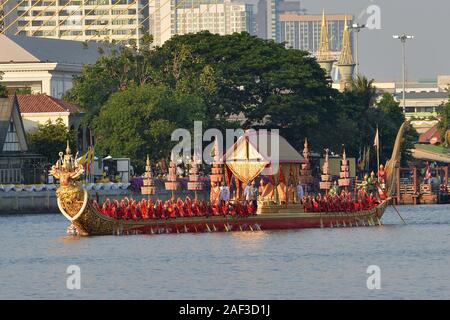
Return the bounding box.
[0,0,149,47]
[0,0,17,34]
[256,0,301,42]
[279,13,353,60]
[150,0,254,47]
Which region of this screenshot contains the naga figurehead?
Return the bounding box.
[384,121,410,198]
[50,141,86,219]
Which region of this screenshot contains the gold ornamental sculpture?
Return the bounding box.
[298,138,313,185]
[49,141,85,218]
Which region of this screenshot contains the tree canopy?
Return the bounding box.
[437,97,450,146]
[92,84,206,169]
[27,118,76,163]
[64,32,416,172]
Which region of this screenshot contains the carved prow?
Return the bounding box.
[385,121,409,197]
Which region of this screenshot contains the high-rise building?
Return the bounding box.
[150,0,254,47]
[279,13,353,60]
[0,0,149,47]
[0,0,15,33]
[255,0,302,42]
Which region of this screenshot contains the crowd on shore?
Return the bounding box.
[92,197,257,220]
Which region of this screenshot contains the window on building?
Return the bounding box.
[2,118,21,152]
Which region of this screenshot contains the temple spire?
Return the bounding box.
[337,15,356,91]
[338,15,354,66]
[317,10,331,61]
[316,9,335,76]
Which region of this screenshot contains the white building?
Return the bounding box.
[0,0,148,47]
[0,34,104,98]
[331,76,450,134]
[150,0,254,47]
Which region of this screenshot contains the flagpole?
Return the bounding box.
[376,124,380,173]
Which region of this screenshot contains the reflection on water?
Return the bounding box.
[0,205,449,299]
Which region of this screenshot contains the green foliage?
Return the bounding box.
[91,84,206,170]
[27,118,77,163]
[437,98,450,145]
[14,87,32,94]
[341,80,418,168]
[0,71,7,98]
[0,84,7,98]
[64,32,417,171]
[376,93,418,165]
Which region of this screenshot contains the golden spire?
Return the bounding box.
[303,138,309,161]
[66,140,71,155]
[317,10,332,62]
[338,15,355,65]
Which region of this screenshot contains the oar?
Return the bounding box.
[391,204,407,224]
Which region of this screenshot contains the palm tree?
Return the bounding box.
[350,75,377,108]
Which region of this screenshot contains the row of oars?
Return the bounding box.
[113,223,263,236]
[320,216,383,229]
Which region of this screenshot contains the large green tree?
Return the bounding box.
[27,118,77,163]
[64,32,416,169]
[339,77,417,169]
[376,92,418,166]
[437,97,450,146]
[65,32,346,153]
[91,84,206,170]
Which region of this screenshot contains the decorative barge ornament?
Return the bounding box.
[141,155,156,195]
[338,147,351,188]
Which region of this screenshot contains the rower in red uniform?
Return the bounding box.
[221,201,230,216]
[140,199,148,219]
[185,197,193,217]
[247,202,255,215]
[212,203,220,216]
[176,198,185,217]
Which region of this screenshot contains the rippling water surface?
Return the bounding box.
[0,205,449,299]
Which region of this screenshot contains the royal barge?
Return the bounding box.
[51,123,408,236]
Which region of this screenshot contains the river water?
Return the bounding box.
[0,205,449,300]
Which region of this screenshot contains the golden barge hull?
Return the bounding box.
[59,192,388,236]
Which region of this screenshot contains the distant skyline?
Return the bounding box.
[294,0,450,82]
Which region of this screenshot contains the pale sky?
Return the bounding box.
[291,0,450,82]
